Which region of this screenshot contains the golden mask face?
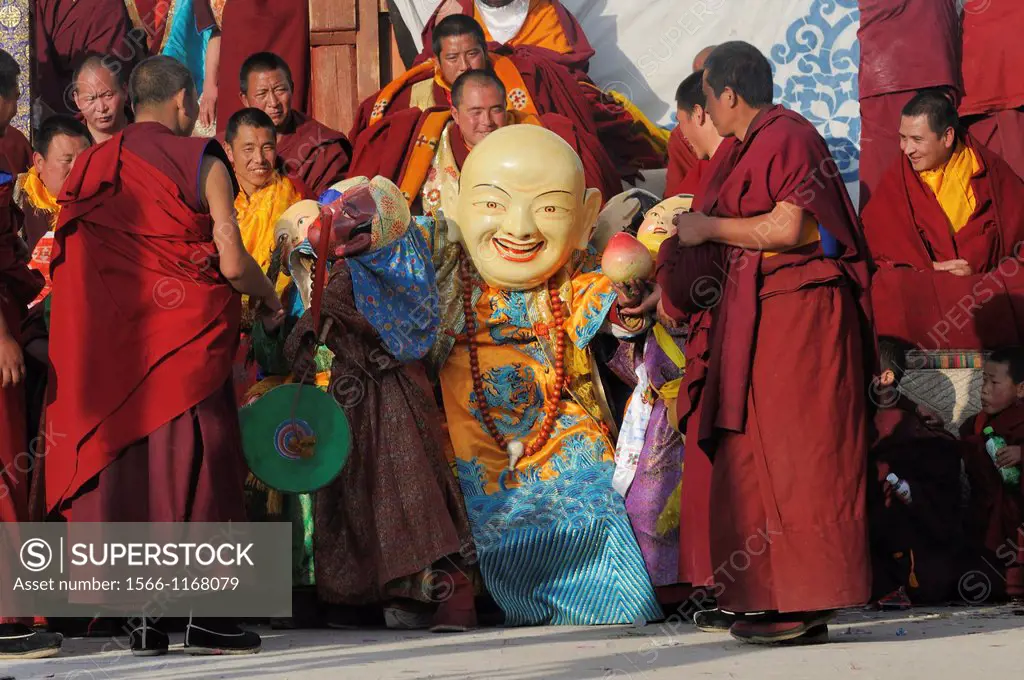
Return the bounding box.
[449,125,601,291]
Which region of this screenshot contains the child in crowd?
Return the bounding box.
[868,338,965,609]
[959,347,1024,602]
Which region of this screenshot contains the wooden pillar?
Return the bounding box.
[309,0,385,135]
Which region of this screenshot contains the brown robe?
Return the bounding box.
[283,262,473,605]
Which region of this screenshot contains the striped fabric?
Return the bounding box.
[463,462,661,626]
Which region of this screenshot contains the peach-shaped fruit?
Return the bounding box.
[602,232,655,283]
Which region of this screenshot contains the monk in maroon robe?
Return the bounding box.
[234,52,350,198]
[863,91,1024,351]
[216,0,309,128]
[365,14,659,181]
[665,48,716,198]
[45,56,280,656]
[868,338,966,607]
[961,0,1024,180]
[34,0,141,117]
[857,0,961,210]
[670,42,873,644]
[349,69,621,207]
[959,348,1024,602]
[0,51,30,176]
[655,69,731,632]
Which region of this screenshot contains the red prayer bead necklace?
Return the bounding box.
[460,257,567,464]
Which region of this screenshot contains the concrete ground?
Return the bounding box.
[6,605,1023,680]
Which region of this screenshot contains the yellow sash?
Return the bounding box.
[15,169,60,225]
[235,173,304,298]
[651,323,686,401]
[475,0,572,54]
[919,141,980,233]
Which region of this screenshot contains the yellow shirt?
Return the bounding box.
[234,172,304,299]
[475,0,573,54]
[919,142,981,233]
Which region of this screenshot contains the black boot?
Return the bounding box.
[185,618,261,655]
[0,623,63,660]
[128,618,169,657]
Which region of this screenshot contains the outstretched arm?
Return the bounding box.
[200,154,283,321]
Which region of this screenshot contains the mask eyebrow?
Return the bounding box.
[471,184,512,198]
[535,190,573,199]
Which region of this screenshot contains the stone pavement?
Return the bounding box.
[6,606,1022,680]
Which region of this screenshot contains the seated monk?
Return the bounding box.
[665,47,716,198]
[360,14,663,180]
[421,0,593,73]
[863,90,1024,350]
[224,106,310,401]
[236,52,351,198]
[418,1,668,175]
[868,338,966,609]
[349,69,620,216]
[13,115,92,468]
[959,347,1024,603]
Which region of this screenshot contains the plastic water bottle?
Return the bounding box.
[886,473,912,504]
[984,427,1022,487]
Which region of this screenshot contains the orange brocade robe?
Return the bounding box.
[438,264,661,625]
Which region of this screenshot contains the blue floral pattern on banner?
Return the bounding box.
[769,0,860,184]
[0,0,31,136]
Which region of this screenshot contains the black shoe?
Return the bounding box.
[0,623,63,660]
[692,608,735,633]
[129,625,169,657]
[185,622,261,655]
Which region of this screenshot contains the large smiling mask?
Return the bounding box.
[447,125,602,291]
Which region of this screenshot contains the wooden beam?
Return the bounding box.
[355,0,381,102]
[310,31,358,47]
[310,0,357,32]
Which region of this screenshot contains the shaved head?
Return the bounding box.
[693,45,716,72]
[129,55,195,110]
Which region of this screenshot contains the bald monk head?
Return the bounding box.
[0,48,19,130]
[451,69,510,148]
[128,55,199,137]
[702,41,774,140]
[239,51,294,130]
[433,15,489,86]
[692,45,716,72]
[225,107,278,197]
[676,69,723,160]
[451,125,601,290]
[899,89,959,173]
[72,54,128,143]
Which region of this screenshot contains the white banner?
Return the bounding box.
[395,0,861,200]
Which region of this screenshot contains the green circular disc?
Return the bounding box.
[240,384,351,494]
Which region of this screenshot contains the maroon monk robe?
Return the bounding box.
[34,0,140,117]
[869,405,966,603]
[417,0,596,74]
[863,136,1024,351]
[857,0,961,210]
[276,110,352,199]
[216,0,309,131]
[692,106,874,614]
[0,126,31,177]
[959,403,1024,600]
[664,127,699,198]
[45,122,245,522]
[961,0,1024,179]
[655,144,734,591]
